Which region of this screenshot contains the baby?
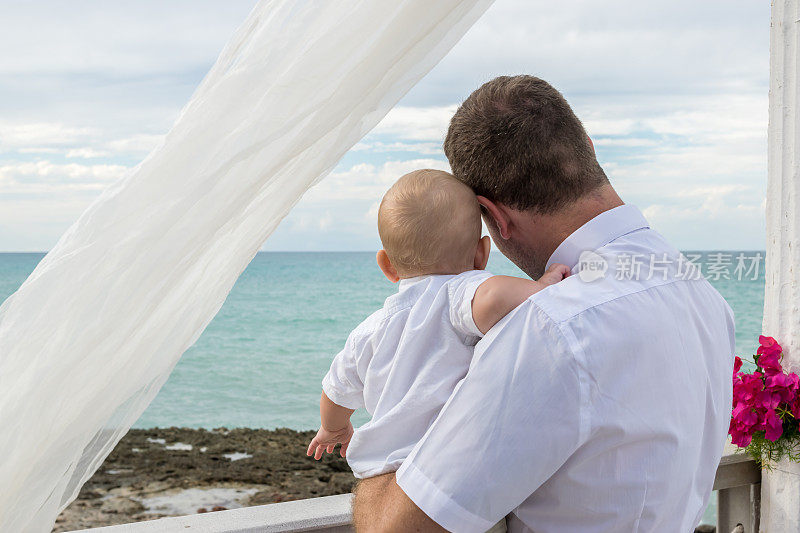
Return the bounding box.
[307,169,568,493]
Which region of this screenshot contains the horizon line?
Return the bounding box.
[0,249,771,254]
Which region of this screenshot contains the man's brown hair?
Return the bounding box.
[444,75,608,213]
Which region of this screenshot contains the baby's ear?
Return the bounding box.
[473,235,491,270]
[376,250,400,283]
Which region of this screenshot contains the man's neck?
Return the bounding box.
[514,185,624,267]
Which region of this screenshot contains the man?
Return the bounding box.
[353,76,735,532]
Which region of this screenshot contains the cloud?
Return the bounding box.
[306,158,450,202]
[642,198,765,250]
[592,138,658,148]
[0,1,257,78]
[0,161,128,193]
[370,106,457,142]
[66,148,111,159]
[105,134,164,157]
[0,158,130,250]
[0,0,770,251]
[265,159,450,251]
[358,92,767,252]
[0,122,99,148]
[0,120,164,160]
[351,141,442,155]
[399,0,767,106]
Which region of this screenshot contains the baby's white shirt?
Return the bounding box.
[322,269,493,479]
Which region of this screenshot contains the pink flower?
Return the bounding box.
[766,372,800,403]
[732,402,758,426]
[734,372,764,403]
[730,422,754,447]
[758,335,783,357]
[756,389,782,410]
[764,408,784,441]
[730,431,752,447]
[729,337,796,450]
[758,352,783,376]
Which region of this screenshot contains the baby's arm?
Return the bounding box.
[307,392,356,459]
[472,263,570,334]
[310,329,366,460]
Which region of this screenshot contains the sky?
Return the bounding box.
[0,0,769,252]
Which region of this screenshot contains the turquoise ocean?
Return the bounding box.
[0,251,764,430]
[0,251,764,525]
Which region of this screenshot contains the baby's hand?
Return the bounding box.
[306,422,354,460]
[538,263,570,286]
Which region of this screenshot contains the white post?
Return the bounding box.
[762,0,800,530]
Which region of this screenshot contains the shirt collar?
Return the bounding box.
[546,204,649,271]
[398,274,432,291]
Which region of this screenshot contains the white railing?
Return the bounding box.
[69,448,761,533]
[714,445,761,533]
[69,494,353,533]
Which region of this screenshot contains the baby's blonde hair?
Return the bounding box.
[378,169,482,277]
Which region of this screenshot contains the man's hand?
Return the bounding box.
[353,473,447,532]
[306,422,353,460]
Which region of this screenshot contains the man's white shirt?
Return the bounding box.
[396,204,736,533]
[323,269,492,479]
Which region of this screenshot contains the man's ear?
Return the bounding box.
[587,135,595,154]
[376,250,400,283]
[473,235,491,270]
[477,196,511,240]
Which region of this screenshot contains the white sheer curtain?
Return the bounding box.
[0,1,493,530]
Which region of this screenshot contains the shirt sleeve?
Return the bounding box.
[447,270,495,338]
[321,331,366,410]
[396,301,587,533]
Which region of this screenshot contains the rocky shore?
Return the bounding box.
[54,427,354,532]
[54,427,721,532]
